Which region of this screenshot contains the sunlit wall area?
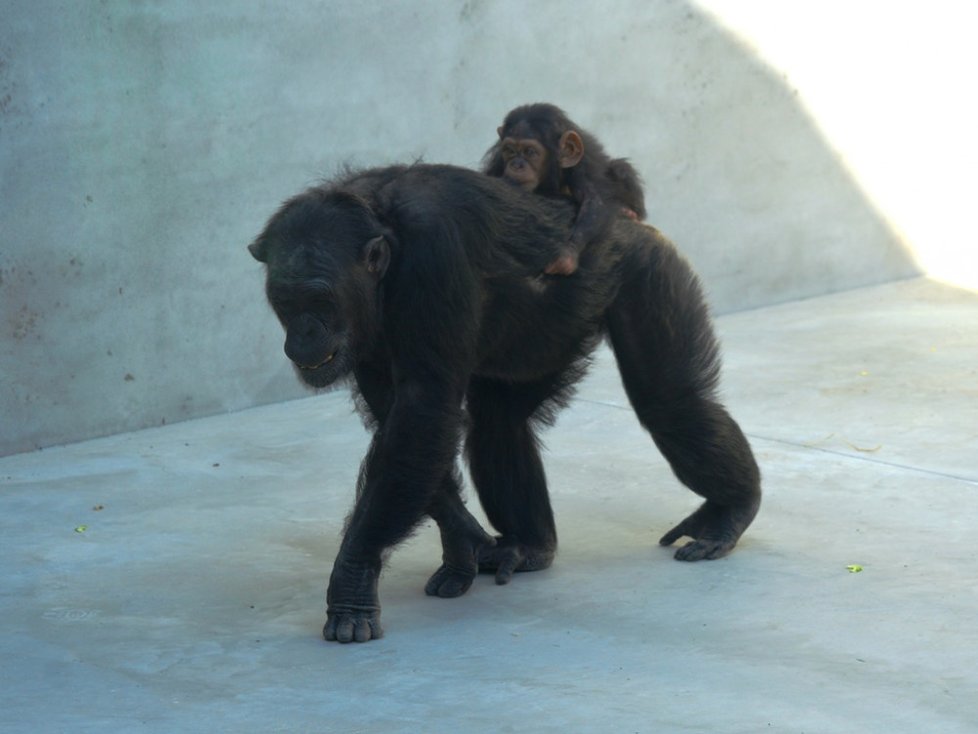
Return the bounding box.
[699,1,978,290]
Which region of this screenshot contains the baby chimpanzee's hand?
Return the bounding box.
[544,249,579,275]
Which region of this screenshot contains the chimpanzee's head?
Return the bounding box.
[483,103,585,195]
[248,191,390,389]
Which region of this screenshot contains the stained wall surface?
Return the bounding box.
[4,1,970,454]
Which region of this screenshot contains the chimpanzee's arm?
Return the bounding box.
[325,204,483,642]
[568,177,612,250]
[325,375,466,642]
[545,172,612,275]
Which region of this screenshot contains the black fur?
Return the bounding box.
[249,163,760,643]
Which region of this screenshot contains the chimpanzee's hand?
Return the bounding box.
[425,514,496,598]
[544,249,579,276]
[324,559,382,643]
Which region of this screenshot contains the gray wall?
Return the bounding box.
[0,1,926,455]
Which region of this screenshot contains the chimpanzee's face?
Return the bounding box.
[499,135,549,192]
[265,273,355,389]
[494,119,583,196]
[249,196,389,389]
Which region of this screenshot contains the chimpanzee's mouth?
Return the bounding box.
[292,348,352,390]
[299,352,336,370]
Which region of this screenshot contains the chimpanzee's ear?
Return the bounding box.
[363,235,390,279]
[557,130,585,168]
[497,126,504,139]
[248,239,267,263]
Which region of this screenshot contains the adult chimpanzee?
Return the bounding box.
[483,103,647,275]
[248,163,760,643]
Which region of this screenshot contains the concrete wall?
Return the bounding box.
[3,0,968,456]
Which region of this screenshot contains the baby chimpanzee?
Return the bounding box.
[483,103,647,275]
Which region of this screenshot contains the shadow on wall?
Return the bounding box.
[0,1,920,456]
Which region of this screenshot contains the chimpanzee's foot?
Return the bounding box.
[478,537,555,585]
[659,498,759,561]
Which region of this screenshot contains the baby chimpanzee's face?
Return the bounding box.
[498,134,548,191]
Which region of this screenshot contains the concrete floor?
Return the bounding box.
[2,276,976,733]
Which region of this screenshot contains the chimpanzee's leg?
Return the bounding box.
[605,240,761,560]
[465,375,567,585]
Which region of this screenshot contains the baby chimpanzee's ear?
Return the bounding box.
[363,235,390,278]
[248,239,268,263]
[557,130,585,168]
